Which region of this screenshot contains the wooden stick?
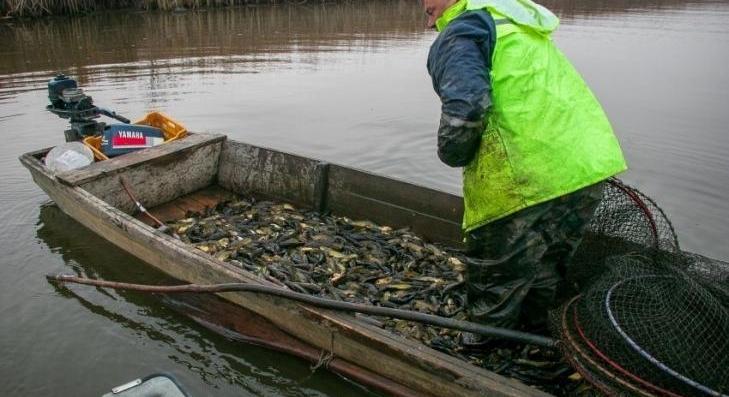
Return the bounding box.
[48,273,559,348]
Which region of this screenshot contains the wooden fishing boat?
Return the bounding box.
[20,133,550,397]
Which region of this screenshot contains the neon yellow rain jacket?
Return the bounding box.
[430,0,627,232]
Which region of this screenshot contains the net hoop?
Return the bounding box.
[607,179,659,247]
[605,275,728,397]
[628,184,680,251]
[560,296,672,397]
[570,299,683,397]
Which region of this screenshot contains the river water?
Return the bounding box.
[1,1,727,395]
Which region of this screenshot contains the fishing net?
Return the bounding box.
[568,178,681,290]
[554,178,729,397]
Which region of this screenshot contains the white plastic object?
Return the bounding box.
[44,142,94,172]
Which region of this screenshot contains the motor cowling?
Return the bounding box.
[101,124,165,158]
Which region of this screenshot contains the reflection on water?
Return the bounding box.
[0,1,425,97]
[541,0,729,17]
[1,1,728,396]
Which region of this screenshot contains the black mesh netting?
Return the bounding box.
[555,178,729,397]
[568,178,681,290]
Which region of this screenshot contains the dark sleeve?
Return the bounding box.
[427,11,494,167]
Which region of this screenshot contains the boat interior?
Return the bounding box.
[28,133,465,247]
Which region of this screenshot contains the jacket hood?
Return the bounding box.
[467,0,559,34]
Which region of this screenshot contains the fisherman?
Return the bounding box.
[423,0,627,341]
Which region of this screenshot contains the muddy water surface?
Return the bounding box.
[1,1,728,396]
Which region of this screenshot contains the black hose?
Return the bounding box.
[47,274,559,348]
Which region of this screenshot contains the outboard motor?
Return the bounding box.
[46,74,164,157]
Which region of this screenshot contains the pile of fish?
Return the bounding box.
[167,197,592,396]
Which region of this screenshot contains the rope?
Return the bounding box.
[119,176,166,229]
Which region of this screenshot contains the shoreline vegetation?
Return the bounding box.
[1,0,334,18]
[2,0,714,20]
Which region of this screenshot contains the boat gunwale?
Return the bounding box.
[54,133,227,187]
[19,135,551,397]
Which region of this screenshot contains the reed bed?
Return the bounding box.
[2,0,328,17]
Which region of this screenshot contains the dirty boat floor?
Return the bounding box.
[136,185,588,396]
[134,185,237,226]
[135,185,424,396]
